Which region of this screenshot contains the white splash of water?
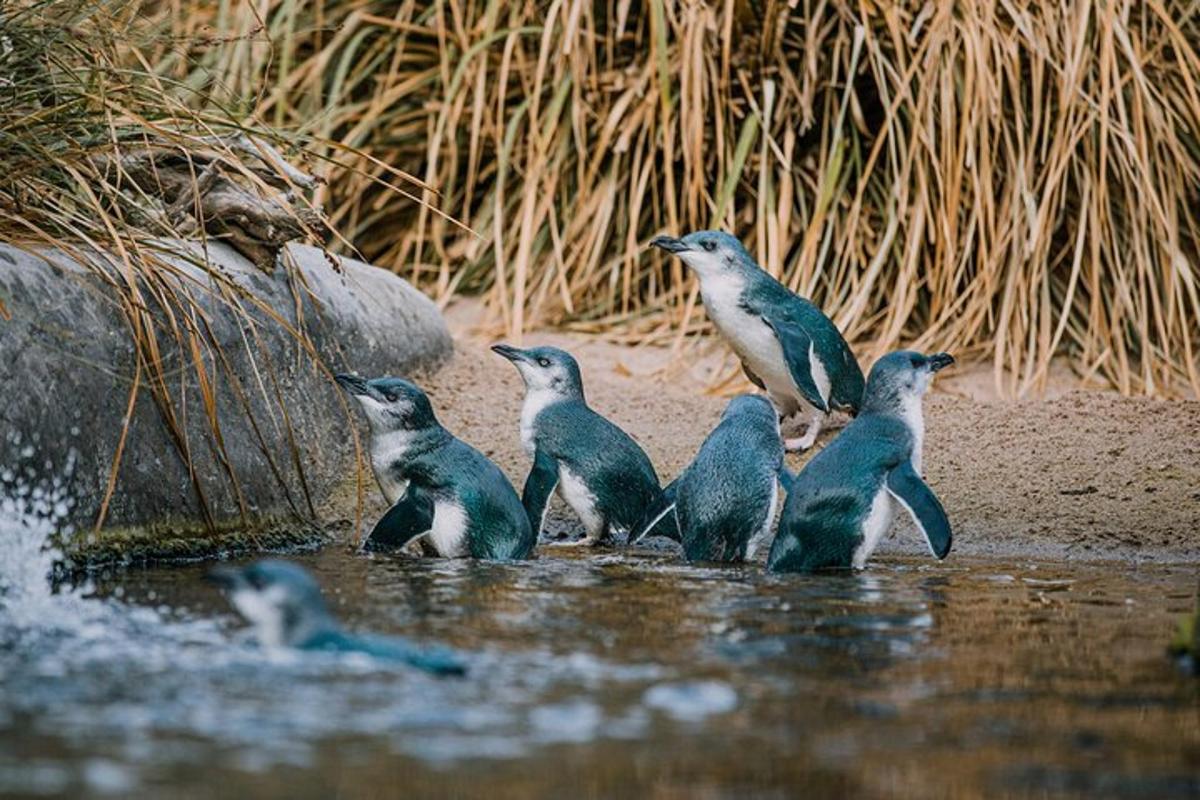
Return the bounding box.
[0,448,95,632]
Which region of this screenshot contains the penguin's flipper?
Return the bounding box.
[628,477,681,544]
[759,317,830,413]
[885,461,952,560]
[522,448,559,535]
[364,487,435,551]
[741,361,767,391]
[776,464,796,494]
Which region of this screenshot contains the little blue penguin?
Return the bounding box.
[650,231,864,450]
[491,344,665,546]
[767,351,955,572]
[336,374,535,560]
[208,559,467,675]
[630,394,791,562]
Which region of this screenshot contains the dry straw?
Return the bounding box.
[0,1,415,534]
[169,0,1200,398]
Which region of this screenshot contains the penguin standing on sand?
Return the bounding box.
[336,374,535,560]
[767,351,955,573]
[650,231,864,450]
[492,344,665,546]
[630,394,790,563]
[209,559,467,675]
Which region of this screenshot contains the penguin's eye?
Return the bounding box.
[382,391,398,402]
[537,357,551,368]
[701,240,716,252]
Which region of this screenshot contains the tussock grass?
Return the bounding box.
[172,0,1200,398]
[0,1,413,533]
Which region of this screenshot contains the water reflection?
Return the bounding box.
[1,509,1197,797]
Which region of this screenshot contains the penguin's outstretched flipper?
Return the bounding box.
[521,448,560,536]
[885,461,952,560]
[628,478,681,545]
[759,317,830,413]
[363,487,435,551]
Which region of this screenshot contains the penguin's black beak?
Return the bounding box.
[335,373,371,396]
[927,353,955,373]
[491,343,528,363]
[206,564,244,590]
[649,235,690,254]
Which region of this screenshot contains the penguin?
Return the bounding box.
[630,394,791,562]
[336,374,535,560]
[649,231,865,450]
[767,351,955,573]
[491,344,665,546]
[208,559,467,675]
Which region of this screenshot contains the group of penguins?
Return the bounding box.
[341,229,954,570]
[210,230,954,674]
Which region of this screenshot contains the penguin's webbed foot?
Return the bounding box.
[784,413,825,452]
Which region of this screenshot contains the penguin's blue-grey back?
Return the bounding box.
[676,395,782,561]
[742,275,865,412]
[768,415,911,572]
[404,437,535,559]
[532,399,660,531]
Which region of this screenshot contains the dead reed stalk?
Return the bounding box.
[167,0,1200,398]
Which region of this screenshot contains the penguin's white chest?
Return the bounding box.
[899,393,925,473]
[852,487,895,569]
[557,464,605,536]
[700,274,827,415]
[429,499,470,557]
[519,390,557,455]
[371,432,416,503]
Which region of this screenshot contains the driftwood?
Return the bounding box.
[93,134,327,270]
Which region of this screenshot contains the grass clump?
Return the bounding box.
[0,1,409,535]
[171,0,1200,398]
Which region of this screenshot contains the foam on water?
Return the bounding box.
[0,465,689,791]
[0,448,91,632]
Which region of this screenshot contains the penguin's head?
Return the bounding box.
[649,230,756,279]
[723,393,778,427]
[335,374,438,434]
[491,344,584,399]
[208,559,335,648]
[862,351,954,414]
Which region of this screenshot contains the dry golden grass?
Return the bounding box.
[0,1,415,532]
[159,0,1200,398]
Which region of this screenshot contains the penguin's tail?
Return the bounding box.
[628,479,681,546]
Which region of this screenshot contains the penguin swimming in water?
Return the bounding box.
[767,351,955,573]
[336,374,535,560]
[208,559,467,675]
[630,394,790,562]
[491,344,665,546]
[650,231,864,450]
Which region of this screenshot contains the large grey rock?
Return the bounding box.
[0,240,451,553]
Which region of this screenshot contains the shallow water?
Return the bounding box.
[1,523,1198,798]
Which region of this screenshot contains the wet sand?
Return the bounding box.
[347,317,1200,566]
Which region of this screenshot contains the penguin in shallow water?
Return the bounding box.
[208,559,466,675]
[650,231,864,450]
[491,344,665,546]
[336,374,535,560]
[767,351,955,573]
[630,394,791,562]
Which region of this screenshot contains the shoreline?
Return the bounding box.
[60,331,1200,568]
[419,330,1200,567]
